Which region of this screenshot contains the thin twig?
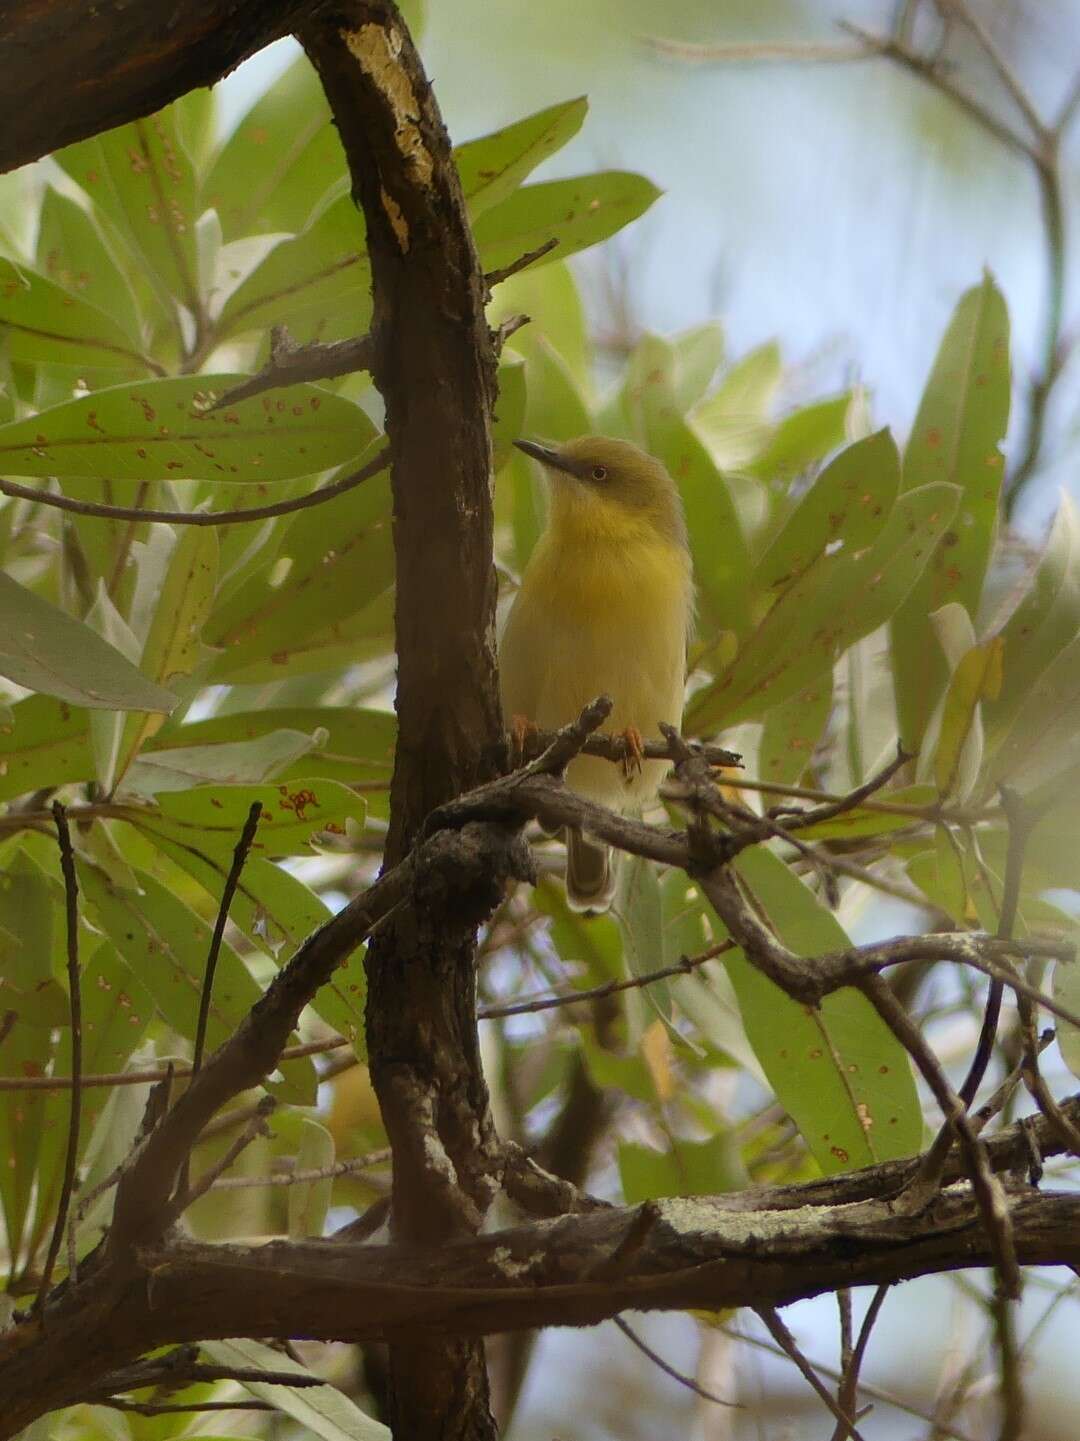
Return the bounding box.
[179,801,262,1198]
[99,1399,276,1415]
[484,237,559,290]
[208,326,375,411]
[613,1316,741,1409]
[191,801,263,1081]
[832,1284,890,1441]
[644,35,870,64]
[864,975,1021,1298]
[991,1284,1025,1441]
[0,446,390,527]
[729,1320,977,1441]
[768,741,912,831]
[33,803,82,1317]
[756,1307,867,1440]
[477,941,734,1020]
[162,1096,276,1226]
[0,1033,353,1092]
[938,0,1045,139]
[210,1148,391,1190]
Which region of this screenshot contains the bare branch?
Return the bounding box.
[484,237,559,289]
[208,326,376,411]
[613,1315,740,1409]
[756,1307,867,1439]
[0,446,389,527]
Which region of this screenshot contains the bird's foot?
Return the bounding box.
[510,713,537,765]
[620,725,646,779]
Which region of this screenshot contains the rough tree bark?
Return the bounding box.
[0,1,308,173]
[299,6,505,1438]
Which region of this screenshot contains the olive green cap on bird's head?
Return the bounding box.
[513,435,687,549]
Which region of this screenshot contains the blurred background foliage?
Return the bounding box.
[1,1,1079,1437]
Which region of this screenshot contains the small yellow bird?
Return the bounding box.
[501,436,694,912]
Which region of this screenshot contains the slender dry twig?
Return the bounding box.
[190,801,263,1081]
[33,804,82,1317]
[832,1284,890,1441]
[768,741,912,831]
[209,325,375,411]
[477,941,734,1020]
[210,1148,391,1191]
[162,1096,276,1226]
[863,974,1020,1298]
[100,1398,276,1416]
[756,1307,867,1440]
[484,237,559,290]
[938,0,1045,139]
[613,1315,740,1409]
[991,1284,1024,1441]
[0,445,390,527]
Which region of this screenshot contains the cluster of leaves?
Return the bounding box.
[0,42,1077,1439]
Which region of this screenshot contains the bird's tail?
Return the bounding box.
[566,828,616,914]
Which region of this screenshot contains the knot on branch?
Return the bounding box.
[413,820,535,926]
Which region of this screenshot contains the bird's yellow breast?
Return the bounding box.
[500,500,693,809]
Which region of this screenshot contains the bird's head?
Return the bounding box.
[513,435,686,548]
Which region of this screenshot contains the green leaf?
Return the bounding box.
[691,340,781,469]
[614,851,669,1036]
[746,394,852,481]
[35,187,141,346]
[131,777,366,859]
[0,572,177,712]
[670,322,725,411]
[985,493,1080,751]
[493,258,590,387]
[207,460,393,681]
[0,859,66,1027]
[78,863,316,1104]
[145,705,395,793]
[931,632,1003,798]
[687,482,961,732]
[0,1016,52,1272]
[218,192,371,345]
[144,834,366,1048]
[458,97,588,217]
[202,1339,390,1441]
[619,1133,744,1202]
[758,670,833,786]
[1054,950,1080,1082]
[493,358,527,472]
[891,275,1011,748]
[985,632,1080,798]
[0,257,150,374]
[621,334,750,635]
[124,727,324,798]
[0,373,374,482]
[753,430,900,593]
[0,695,93,803]
[473,171,661,278]
[287,1117,335,1238]
[115,527,219,784]
[204,55,342,241]
[717,847,922,1172]
[56,109,202,322]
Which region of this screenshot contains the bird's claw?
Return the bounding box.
[510,713,537,765]
[621,725,646,779]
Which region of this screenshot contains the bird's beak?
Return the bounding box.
[513,438,577,478]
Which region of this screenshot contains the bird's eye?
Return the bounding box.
[591,465,608,482]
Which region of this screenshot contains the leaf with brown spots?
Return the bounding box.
[891,275,1011,749]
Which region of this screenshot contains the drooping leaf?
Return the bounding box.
[287,1117,335,1239]
[218,192,370,345]
[0,257,150,374]
[457,97,588,217]
[202,1339,390,1441]
[687,482,961,732]
[78,863,316,1104]
[114,526,219,784]
[931,632,1003,799]
[757,670,833,786]
[123,727,325,798]
[130,777,366,859]
[0,572,177,713]
[691,340,782,469]
[35,186,144,347]
[56,109,202,322]
[0,373,374,482]
[204,55,342,240]
[891,275,1010,748]
[472,171,661,279]
[753,429,899,593]
[716,847,922,1172]
[746,394,852,482]
[0,695,93,803]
